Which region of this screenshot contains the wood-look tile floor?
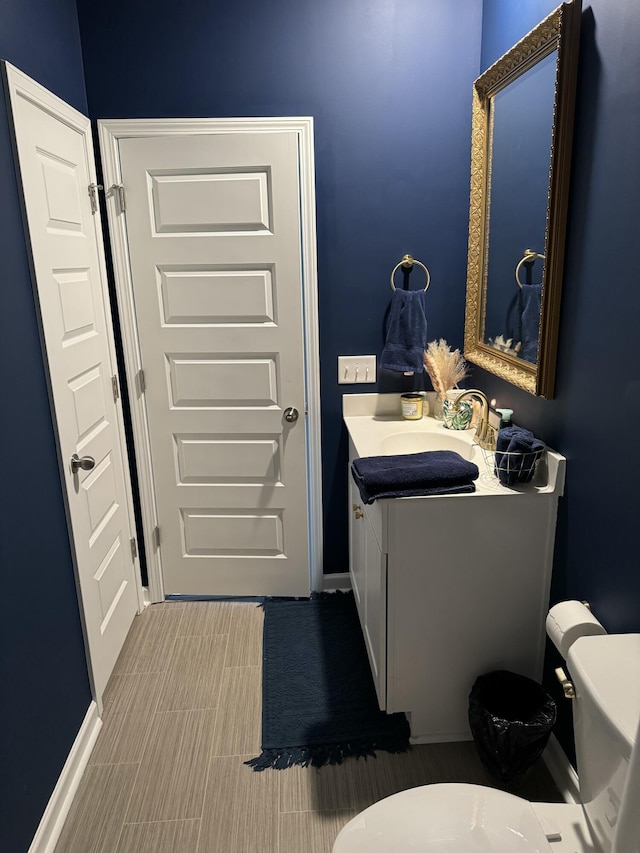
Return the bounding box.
[55,601,563,853]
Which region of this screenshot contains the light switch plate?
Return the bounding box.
[338,355,377,384]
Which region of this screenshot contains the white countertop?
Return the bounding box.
[343,393,565,497]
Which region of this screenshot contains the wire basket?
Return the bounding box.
[481,445,546,486]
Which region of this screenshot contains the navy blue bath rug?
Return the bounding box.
[246,590,410,771]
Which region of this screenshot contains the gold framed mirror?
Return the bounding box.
[463,0,582,398]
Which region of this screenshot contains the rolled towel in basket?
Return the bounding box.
[351,450,479,504]
[494,426,545,486]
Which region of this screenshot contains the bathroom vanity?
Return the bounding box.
[344,394,566,743]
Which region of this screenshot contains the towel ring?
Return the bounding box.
[390,254,431,292]
[515,249,545,288]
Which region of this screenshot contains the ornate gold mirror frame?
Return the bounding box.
[463,0,581,398]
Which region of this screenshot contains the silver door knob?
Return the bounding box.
[71,454,95,473]
[283,407,299,423]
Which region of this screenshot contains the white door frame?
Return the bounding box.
[98,117,323,601]
[3,64,145,701]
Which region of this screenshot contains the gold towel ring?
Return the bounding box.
[390,254,431,292]
[515,248,545,288]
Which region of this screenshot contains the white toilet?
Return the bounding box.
[333,631,640,853]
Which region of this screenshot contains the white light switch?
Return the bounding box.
[338,355,377,384]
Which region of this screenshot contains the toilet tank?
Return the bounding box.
[567,634,640,853]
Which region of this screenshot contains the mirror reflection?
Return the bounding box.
[483,51,557,365]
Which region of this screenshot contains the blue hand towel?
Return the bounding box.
[506,284,541,363]
[519,284,541,363]
[494,425,545,486]
[380,289,428,373]
[351,450,479,504]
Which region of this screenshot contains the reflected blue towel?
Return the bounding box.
[351,450,479,504]
[519,284,541,363]
[506,284,541,363]
[380,289,428,373]
[506,290,522,347]
[495,426,545,486]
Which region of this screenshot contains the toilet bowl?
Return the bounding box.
[333,783,561,852]
[333,632,640,853]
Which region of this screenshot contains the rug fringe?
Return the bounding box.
[245,736,411,772]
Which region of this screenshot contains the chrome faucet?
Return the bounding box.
[450,389,496,450]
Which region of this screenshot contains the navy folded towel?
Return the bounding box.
[494,426,545,486]
[380,289,428,373]
[351,450,479,504]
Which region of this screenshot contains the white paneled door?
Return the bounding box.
[5,65,140,703]
[117,131,311,596]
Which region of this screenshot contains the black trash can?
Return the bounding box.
[468,670,557,783]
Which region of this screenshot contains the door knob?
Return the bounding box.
[284,407,299,423]
[71,453,95,473]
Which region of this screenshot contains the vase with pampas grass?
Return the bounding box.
[423,339,469,420]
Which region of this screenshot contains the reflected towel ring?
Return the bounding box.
[390,254,431,292]
[515,248,545,288]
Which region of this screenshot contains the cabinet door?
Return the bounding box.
[349,474,366,629]
[363,515,387,709]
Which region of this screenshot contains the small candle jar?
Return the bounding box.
[401,393,423,420]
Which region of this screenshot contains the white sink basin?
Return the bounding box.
[380,431,475,459]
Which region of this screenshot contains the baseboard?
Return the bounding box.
[322,572,351,591]
[410,731,472,745]
[28,701,102,853]
[543,733,580,804]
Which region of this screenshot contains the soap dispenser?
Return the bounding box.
[496,408,513,430]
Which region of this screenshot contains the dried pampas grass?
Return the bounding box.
[423,339,469,401]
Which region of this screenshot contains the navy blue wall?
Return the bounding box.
[76,0,483,577]
[479,0,640,759]
[0,2,92,851]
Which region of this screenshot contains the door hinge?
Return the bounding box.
[130,537,137,561]
[88,182,103,215]
[110,183,126,214]
[137,368,146,395]
[111,374,120,402]
[153,526,160,549]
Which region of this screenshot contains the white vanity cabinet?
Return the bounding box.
[345,399,566,743]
